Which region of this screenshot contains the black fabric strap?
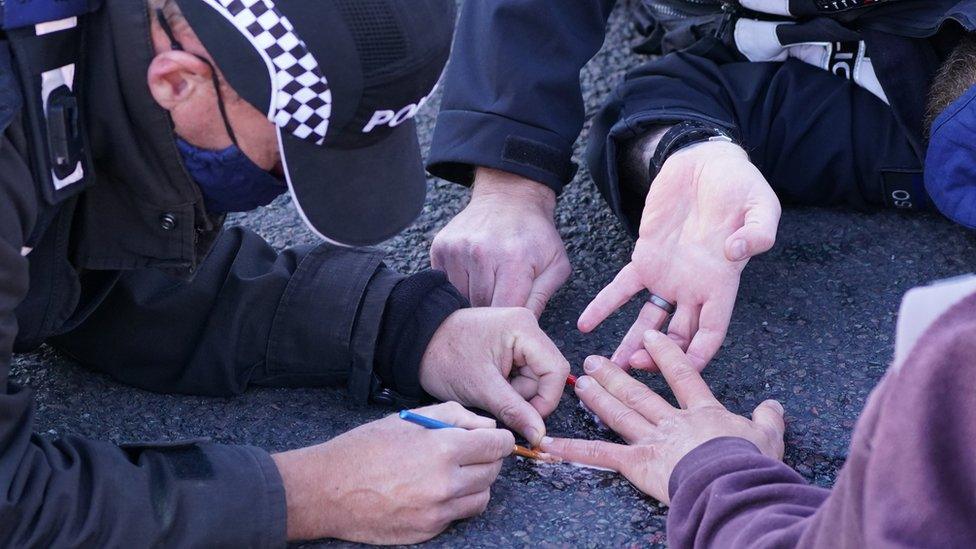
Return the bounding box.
[650,120,736,175]
[371,270,468,406]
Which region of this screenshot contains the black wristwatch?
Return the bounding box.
[650,120,738,175]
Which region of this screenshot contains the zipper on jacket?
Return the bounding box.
[716,0,741,43]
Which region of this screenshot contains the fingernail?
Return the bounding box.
[644,330,661,342]
[528,428,542,444]
[730,239,747,261]
[768,400,784,414]
[575,376,592,389]
[583,356,602,373]
[541,436,554,446]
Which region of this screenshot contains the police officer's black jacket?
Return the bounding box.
[0,1,463,546]
[428,0,976,234]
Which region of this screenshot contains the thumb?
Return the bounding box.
[725,200,780,262]
[481,374,547,446]
[751,399,786,457]
[525,258,572,318]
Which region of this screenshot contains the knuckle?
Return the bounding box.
[609,408,638,428]
[684,349,710,369]
[757,233,776,249]
[430,232,447,249]
[433,232,461,251]
[447,478,466,500]
[424,508,450,531]
[526,293,549,312]
[670,365,700,385]
[496,404,522,427]
[647,335,670,352]
[497,241,522,258]
[634,445,657,462]
[447,401,465,411]
[514,307,537,323]
[469,243,490,262]
[555,258,573,278]
[490,458,505,478]
[469,467,491,489]
[621,386,651,408]
[581,441,604,461]
[475,490,492,513]
[503,307,535,327]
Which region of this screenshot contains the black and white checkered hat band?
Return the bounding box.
[203,0,332,145]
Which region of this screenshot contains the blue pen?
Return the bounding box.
[398,409,455,429]
[397,410,557,462]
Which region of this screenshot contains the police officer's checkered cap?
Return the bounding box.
[202,0,332,144]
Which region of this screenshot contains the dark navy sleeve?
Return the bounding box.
[52,228,465,403]
[0,122,285,546]
[427,0,617,194]
[585,52,925,232]
[53,229,393,399]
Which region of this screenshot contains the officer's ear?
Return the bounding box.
[147,50,214,112]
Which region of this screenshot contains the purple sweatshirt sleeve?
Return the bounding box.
[666,438,829,548]
[666,292,976,548]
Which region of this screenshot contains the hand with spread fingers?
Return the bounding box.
[419,307,571,446]
[578,141,780,371]
[541,331,785,504]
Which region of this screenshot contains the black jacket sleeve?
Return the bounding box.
[585,51,925,233]
[0,127,285,545]
[52,228,466,402]
[427,0,617,194]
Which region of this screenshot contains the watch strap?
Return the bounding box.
[650,121,737,175]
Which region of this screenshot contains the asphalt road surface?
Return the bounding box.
[13,2,976,547]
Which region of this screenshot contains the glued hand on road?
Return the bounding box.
[541,331,785,504]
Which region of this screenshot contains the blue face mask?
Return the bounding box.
[155,9,287,215]
[925,84,976,229]
[176,138,287,214]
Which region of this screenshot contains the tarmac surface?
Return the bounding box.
[12,1,976,547]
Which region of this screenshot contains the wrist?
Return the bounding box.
[271,448,339,541]
[666,140,747,165]
[651,121,740,175]
[375,271,467,404]
[471,167,557,213]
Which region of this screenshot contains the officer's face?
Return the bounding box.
[147,16,283,176]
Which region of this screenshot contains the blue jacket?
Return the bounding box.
[428,0,976,206]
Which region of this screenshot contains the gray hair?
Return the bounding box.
[925,34,976,137]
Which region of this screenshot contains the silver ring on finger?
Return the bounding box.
[648,293,676,316]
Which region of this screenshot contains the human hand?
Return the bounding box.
[420,307,570,446]
[542,331,785,504]
[578,141,780,371]
[431,167,572,317]
[272,402,515,543]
